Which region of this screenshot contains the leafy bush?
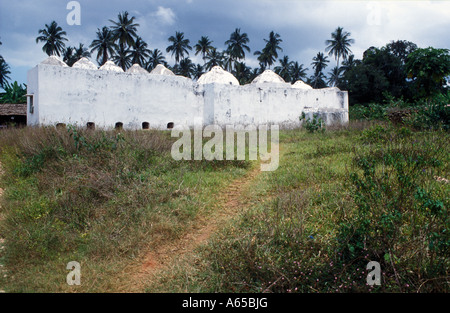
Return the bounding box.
[337,125,449,291]
[405,92,450,131]
[300,112,325,133]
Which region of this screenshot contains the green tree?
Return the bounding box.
[311,52,329,76]
[385,40,417,64]
[145,49,167,71]
[195,36,214,64]
[35,21,68,56]
[192,64,204,80]
[233,62,252,85]
[176,58,195,78]
[112,45,132,71]
[109,11,139,50]
[274,56,293,82]
[225,28,251,69]
[62,46,76,66]
[166,32,192,65]
[289,62,308,83]
[74,43,91,60]
[1,81,26,104]
[405,47,450,98]
[254,31,283,69]
[0,56,11,88]
[325,26,354,69]
[328,66,343,87]
[90,27,118,65]
[204,48,224,71]
[130,36,151,67]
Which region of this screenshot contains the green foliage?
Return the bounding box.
[349,103,387,121]
[406,91,450,131]
[337,125,449,291]
[0,81,27,104]
[406,47,450,98]
[300,112,325,133]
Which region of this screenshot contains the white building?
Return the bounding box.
[26,56,348,130]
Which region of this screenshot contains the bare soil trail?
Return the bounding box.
[118,161,264,293]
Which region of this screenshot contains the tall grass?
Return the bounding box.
[0,126,249,292]
[147,124,449,293]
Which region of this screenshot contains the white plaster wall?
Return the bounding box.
[26,67,39,126]
[27,64,348,129]
[28,64,203,129]
[207,83,348,127]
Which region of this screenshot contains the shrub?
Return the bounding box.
[337,125,449,291]
[300,112,325,133]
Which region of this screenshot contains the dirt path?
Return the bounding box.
[118,162,263,293]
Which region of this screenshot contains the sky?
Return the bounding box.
[1,0,450,86]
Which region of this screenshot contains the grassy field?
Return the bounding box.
[0,122,448,292]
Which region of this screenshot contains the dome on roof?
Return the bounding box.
[150,64,175,76]
[40,55,68,67]
[72,57,98,70]
[127,64,148,74]
[251,70,285,84]
[292,80,313,90]
[99,61,123,72]
[197,66,239,85]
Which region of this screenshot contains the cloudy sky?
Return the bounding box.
[1,0,450,86]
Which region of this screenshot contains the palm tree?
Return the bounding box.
[130,36,151,67]
[325,26,355,69]
[254,49,271,70]
[309,71,328,89]
[274,55,293,82]
[204,48,224,71]
[264,31,283,68]
[63,46,75,66]
[223,51,235,72]
[0,56,11,88]
[74,43,91,59]
[311,52,330,76]
[166,32,192,65]
[290,62,308,83]
[109,11,140,50]
[327,66,343,87]
[194,36,214,64]
[90,26,118,65]
[112,45,132,71]
[35,21,68,56]
[176,58,195,78]
[225,28,251,68]
[145,49,167,71]
[233,62,252,85]
[192,64,204,80]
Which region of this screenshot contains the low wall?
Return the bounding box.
[27,64,349,129]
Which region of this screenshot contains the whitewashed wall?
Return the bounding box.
[27,64,203,129]
[27,64,348,129]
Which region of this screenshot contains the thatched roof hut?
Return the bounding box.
[0,103,26,116]
[0,103,27,127]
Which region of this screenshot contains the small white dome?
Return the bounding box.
[292,80,313,90]
[197,66,239,85]
[251,70,285,84]
[72,57,98,70]
[127,64,148,74]
[40,55,68,67]
[99,61,123,72]
[150,64,175,76]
